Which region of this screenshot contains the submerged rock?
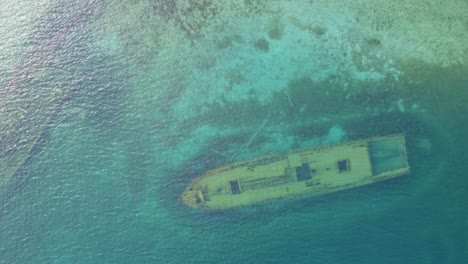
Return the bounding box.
[0,1,103,188]
[0,81,61,187]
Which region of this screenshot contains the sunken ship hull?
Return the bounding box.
[180,134,410,210]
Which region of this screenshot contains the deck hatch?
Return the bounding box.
[195,194,202,203]
[337,159,350,173]
[296,163,312,181]
[229,180,241,194]
[240,175,292,190]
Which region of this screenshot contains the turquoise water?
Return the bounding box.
[1,1,468,263]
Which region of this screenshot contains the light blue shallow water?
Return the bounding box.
[1,1,468,263]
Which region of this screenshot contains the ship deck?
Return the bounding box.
[180,134,409,209]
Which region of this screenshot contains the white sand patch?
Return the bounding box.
[324,125,347,144]
[397,99,406,112]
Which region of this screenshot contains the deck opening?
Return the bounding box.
[337,159,350,173]
[305,181,320,187]
[229,180,241,194]
[368,137,408,176]
[201,188,210,201]
[296,163,312,181]
[195,194,202,203]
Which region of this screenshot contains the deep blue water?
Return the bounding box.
[1,1,467,263]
